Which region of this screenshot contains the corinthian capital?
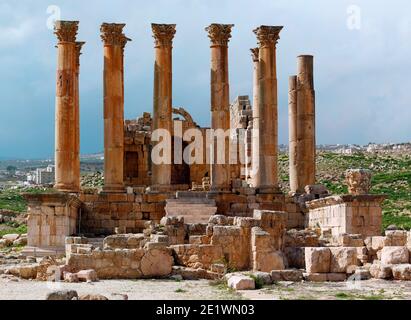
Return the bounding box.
[100,23,130,46]
[250,47,259,62]
[54,20,79,43]
[151,24,176,47]
[75,42,85,66]
[253,25,283,47]
[205,23,234,46]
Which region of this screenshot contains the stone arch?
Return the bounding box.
[172,107,197,128]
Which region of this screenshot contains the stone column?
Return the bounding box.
[73,41,85,192]
[206,23,234,192]
[288,75,298,193]
[54,21,79,192]
[253,26,283,193]
[151,24,176,186]
[250,48,260,188]
[100,23,129,193]
[296,55,316,191]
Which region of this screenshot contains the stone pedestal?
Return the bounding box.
[206,23,234,192]
[100,23,129,193]
[151,24,176,186]
[253,26,283,193]
[54,21,79,192]
[306,195,386,237]
[23,193,81,251]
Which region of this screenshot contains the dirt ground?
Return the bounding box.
[0,277,411,300]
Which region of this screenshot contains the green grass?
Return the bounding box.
[175,288,187,293]
[0,187,55,213]
[278,151,411,231]
[0,224,27,238]
[335,292,387,300]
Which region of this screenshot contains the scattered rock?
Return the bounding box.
[271,269,304,282]
[78,294,109,301]
[227,275,255,290]
[46,290,78,301]
[392,264,411,281]
[2,234,20,242]
[380,246,409,265]
[76,269,98,282]
[250,272,272,285]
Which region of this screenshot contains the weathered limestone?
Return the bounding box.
[206,23,234,192]
[306,195,385,237]
[288,75,298,193]
[54,21,80,192]
[151,24,176,186]
[296,56,315,192]
[345,169,372,195]
[73,41,85,192]
[289,56,316,193]
[23,193,81,250]
[253,26,282,193]
[250,48,260,188]
[380,246,409,265]
[100,23,130,193]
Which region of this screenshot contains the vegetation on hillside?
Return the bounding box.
[279,151,411,230]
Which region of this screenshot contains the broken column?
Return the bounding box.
[250,48,260,188]
[295,55,316,193]
[54,21,79,192]
[73,41,85,192]
[206,23,234,192]
[100,23,129,193]
[253,26,283,193]
[151,23,176,186]
[288,75,298,193]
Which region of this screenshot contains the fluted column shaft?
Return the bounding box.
[206,23,234,192]
[253,25,283,192]
[54,21,79,192]
[101,23,129,193]
[151,24,176,186]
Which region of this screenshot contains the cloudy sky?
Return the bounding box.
[0,0,410,159]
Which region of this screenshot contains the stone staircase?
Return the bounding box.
[165,191,217,224]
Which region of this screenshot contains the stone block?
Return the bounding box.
[305,247,331,274]
[329,247,358,273]
[369,262,392,279]
[392,264,411,280]
[227,275,255,290]
[380,246,409,265]
[270,269,303,282]
[76,269,98,282]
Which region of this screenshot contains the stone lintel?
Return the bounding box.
[151,23,176,47]
[205,23,234,46]
[54,20,79,43]
[306,194,387,210]
[253,25,283,47]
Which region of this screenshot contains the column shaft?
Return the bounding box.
[251,48,260,187]
[54,21,79,192]
[151,24,176,186]
[288,75,298,193]
[206,23,234,192]
[253,26,283,192]
[296,55,316,191]
[101,23,129,193]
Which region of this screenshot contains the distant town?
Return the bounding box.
[1,143,410,189]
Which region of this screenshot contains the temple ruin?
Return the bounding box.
[20,21,411,285]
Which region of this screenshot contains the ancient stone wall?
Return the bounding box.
[24,193,81,250]
[306,195,385,237]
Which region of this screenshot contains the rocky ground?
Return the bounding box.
[0,277,410,300]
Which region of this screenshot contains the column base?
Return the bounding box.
[54,183,79,193]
